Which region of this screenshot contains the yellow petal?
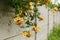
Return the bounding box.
[36,1,41,5]
[30,6,34,10]
[21,32,28,37]
[32,26,40,32]
[26,33,32,37]
[52,10,56,15]
[23,17,28,20]
[29,2,34,6]
[53,7,58,11]
[25,12,28,16]
[38,16,45,21]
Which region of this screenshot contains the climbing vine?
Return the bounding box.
[5,0,60,38]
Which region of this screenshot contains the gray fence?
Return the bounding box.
[0,2,60,40]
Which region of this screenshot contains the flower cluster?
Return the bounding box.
[13,16,25,26]
[21,31,32,37]
[32,26,40,32]
[6,0,60,37]
[52,7,58,15]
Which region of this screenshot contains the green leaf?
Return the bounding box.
[48,24,60,40]
[47,3,56,9]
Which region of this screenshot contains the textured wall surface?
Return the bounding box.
[0,1,60,40]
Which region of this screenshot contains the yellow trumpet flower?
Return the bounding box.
[37,2,41,5]
[13,16,24,26]
[16,18,24,26]
[36,0,41,5]
[16,21,23,26]
[53,7,58,11]
[25,12,28,16]
[38,16,45,21]
[45,0,51,5]
[30,5,34,10]
[21,32,28,37]
[13,16,21,22]
[32,26,40,32]
[52,10,56,15]
[19,10,28,16]
[29,2,34,6]
[52,7,58,15]
[21,32,32,37]
[26,33,32,37]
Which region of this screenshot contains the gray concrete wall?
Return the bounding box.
[0,1,60,40]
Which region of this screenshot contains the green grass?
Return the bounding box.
[48,24,60,40]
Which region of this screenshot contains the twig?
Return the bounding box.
[47,8,50,40]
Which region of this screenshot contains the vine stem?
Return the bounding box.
[34,10,37,40]
[34,5,37,40]
[47,8,50,40]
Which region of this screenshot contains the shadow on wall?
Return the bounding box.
[0,0,14,26]
[0,0,15,17]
